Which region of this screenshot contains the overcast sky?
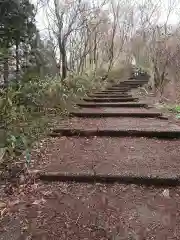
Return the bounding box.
[31,0,180,34]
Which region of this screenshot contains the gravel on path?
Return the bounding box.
[31,137,180,179]
[56,117,180,131]
[2,182,179,240]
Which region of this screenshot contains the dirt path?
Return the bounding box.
[1,75,180,240]
[30,137,180,178]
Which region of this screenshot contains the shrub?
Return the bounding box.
[0,69,113,167]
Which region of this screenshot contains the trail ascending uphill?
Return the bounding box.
[2,72,180,240]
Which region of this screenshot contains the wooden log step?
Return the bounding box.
[77,102,149,108]
[70,111,162,118]
[87,94,132,98]
[121,82,147,86]
[100,90,130,93]
[49,128,180,139]
[83,97,138,102]
[107,86,137,90]
[90,92,129,95]
[121,85,145,88]
[39,172,180,186]
[97,89,129,92]
[107,85,130,88]
[91,91,129,94]
[122,80,148,84]
[107,87,130,90]
[111,81,146,85]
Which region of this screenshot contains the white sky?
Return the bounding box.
[31,0,180,34]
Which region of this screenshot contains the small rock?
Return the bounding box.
[162,189,170,198]
[0,201,6,209]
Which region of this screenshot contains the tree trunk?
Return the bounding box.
[58,39,67,81]
[69,53,73,70]
[154,65,160,89]
[89,53,92,66]
[94,31,97,64]
[40,65,44,78]
[81,57,85,73]
[15,39,20,81]
[61,50,67,80]
[3,56,9,87]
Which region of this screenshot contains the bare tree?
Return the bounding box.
[130,0,179,95]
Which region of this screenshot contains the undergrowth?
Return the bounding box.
[0,67,127,171]
[167,105,180,119]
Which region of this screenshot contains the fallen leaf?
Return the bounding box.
[162,189,170,198]
[0,148,6,164]
[42,191,52,196]
[32,198,46,205]
[19,174,25,184]
[8,200,20,207]
[0,201,6,209]
[0,208,7,218]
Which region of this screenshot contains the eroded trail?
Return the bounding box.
[1,73,180,240]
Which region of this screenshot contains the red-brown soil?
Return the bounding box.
[1,182,180,240]
[56,117,180,131]
[1,78,180,240]
[30,137,180,178]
